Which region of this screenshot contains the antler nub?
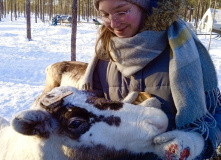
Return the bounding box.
[40,91,73,110]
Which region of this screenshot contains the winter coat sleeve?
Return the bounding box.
[92,61,105,98]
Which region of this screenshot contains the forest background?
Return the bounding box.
[0,0,221,61]
[0,0,221,25]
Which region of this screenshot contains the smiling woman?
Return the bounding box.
[98,1,143,38]
[76,0,221,159]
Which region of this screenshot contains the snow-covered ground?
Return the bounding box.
[0,16,220,121]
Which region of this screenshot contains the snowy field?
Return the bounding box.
[0,16,221,121]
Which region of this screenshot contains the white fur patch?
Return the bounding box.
[0,86,169,159]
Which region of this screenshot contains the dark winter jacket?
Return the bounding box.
[78,0,221,158]
[93,46,176,131]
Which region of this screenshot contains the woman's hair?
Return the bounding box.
[95,25,115,61]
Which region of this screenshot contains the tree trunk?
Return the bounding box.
[189,5,193,22]
[11,0,13,21]
[40,0,42,20]
[78,0,80,22]
[26,0,31,40]
[201,5,204,19]
[49,0,53,20]
[42,0,45,22]
[14,0,17,20]
[18,0,20,17]
[71,0,77,61]
[87,0,89,22]
[60,0,63,15]
[0,0,3,19]
[35,0,38,23]
[195,0,201,28]
[4,0,6,18]
[0,0,2,21]
[24,2,26,17]
[82,1,84,20]
[53,0,56,17]
[184,6,187,21]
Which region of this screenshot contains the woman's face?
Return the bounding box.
[98,0,143,38]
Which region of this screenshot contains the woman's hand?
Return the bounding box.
[123,91,152,104]
[153,130,204,160]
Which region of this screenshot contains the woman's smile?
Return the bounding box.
[99,0,143,38]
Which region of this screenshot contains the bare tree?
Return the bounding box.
[40,0,42,20]
[35,0,38,23]
[26,0,31,40]
[49,0,53,20]
[4,0,6,18]
[11,0,13,21]
[78,0,80,22]
[71,0,77,61]
[24,2,26,17]
[17,0,20,17]
[82,0,85,20]
[60,0,63,15]
[14,0,17,20]
[87,0,89,22]
[65,0,67,15]
[0,0,3,19]
[42,0,45,22]
[0,0,2,21]
[195,0,201,28]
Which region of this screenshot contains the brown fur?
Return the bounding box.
[63,145,129,160]
[86,97,123,111]
[40,61,151,106]
[43,61,88,93]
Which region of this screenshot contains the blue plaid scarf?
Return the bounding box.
[168,19,219,134]
[80,19,220,139]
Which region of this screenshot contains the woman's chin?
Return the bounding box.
[114,27,129,38]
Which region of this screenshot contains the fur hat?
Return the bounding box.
[93,0,158,13]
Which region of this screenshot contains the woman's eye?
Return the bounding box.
[101,14,108,18]
[68,120,82,128]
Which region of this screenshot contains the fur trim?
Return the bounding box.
[143,0,184,31]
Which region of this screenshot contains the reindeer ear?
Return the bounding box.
[40,91,73,112]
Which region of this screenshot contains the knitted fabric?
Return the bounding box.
[93,0,152,12]
[80,18,219,135]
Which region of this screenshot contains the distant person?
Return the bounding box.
[54,17,57,26]
[93,18,101,25]
[79,0,221,159]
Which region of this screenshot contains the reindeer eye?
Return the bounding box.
[68,119,84,129]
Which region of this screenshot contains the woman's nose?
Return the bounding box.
[110,19,120,28]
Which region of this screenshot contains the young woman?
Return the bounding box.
[80,0,221,159]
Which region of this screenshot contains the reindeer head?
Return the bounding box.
[12,86,168,154]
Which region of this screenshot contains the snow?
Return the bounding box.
[0,16,220,121]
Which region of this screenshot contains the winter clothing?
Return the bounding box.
[93,0,152,12]
[80,0,221,159]
[80,19,221,159]
[153,130,205,160]
[92,42,176,131]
